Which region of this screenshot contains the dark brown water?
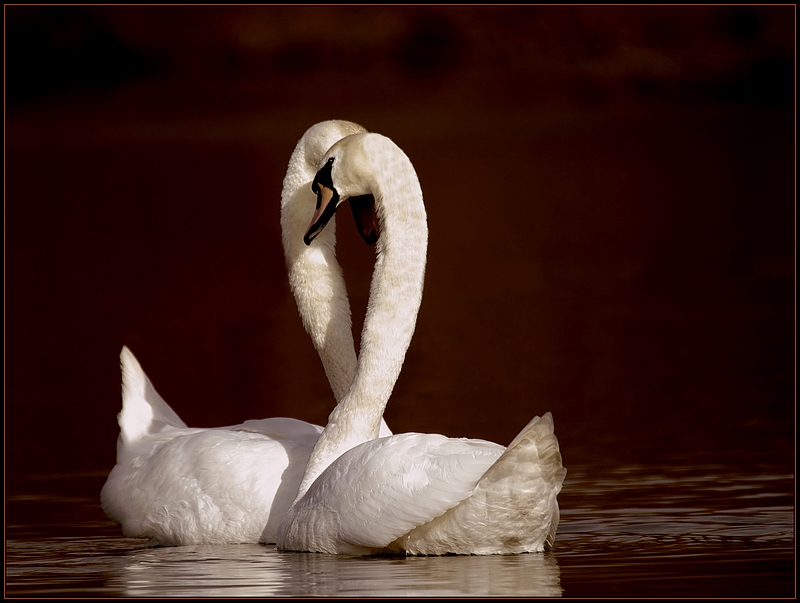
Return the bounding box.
[6,6,794,598]
[6,450,793,598]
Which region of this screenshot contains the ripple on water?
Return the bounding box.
[5,462,794,598]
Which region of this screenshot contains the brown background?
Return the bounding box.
[6,6,794,484]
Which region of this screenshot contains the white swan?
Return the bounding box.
[100,120,391,546]
[276,132,566,555]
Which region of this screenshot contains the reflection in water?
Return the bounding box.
[6,461,793,598]
[110,545,562,597]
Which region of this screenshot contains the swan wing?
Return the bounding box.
[396,412,567,554]
[278,432,505,554]
[118,346,186,449]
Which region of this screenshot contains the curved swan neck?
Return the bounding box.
[280,121,367,401]
[295,134,428,500]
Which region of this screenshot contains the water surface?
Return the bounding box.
[6,456,793,598]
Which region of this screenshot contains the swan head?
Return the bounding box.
[282,120,368,242]
[282,120,371,278]
[296,121,367,178]
[306,155,378,247]
[304,131,425,252]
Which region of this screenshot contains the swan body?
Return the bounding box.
[101,347,323,545]
[276,132,565,555]
[101,120,391,546]
[279,414,563,555]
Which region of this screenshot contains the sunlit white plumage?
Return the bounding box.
[277,132,566,555]
[101,120,391,546]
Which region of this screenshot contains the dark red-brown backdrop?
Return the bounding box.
[6,6,794,488]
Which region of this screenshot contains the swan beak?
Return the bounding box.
[304,184,340,245]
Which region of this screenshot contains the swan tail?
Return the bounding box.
[514,412,566,548]
[118,346,187,447]
[397,412,566,555]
